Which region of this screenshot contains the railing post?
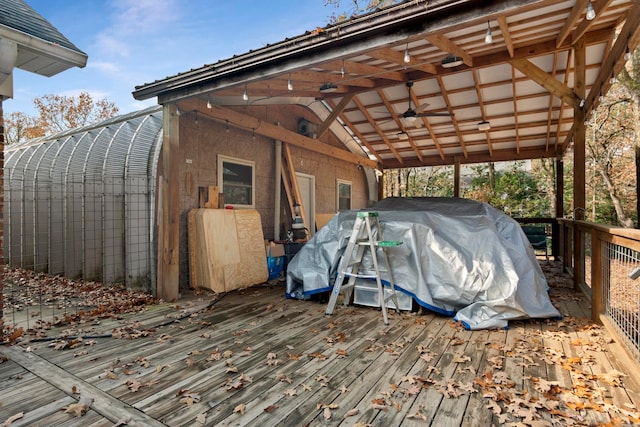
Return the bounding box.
[590,228,602,323]
[574,223,584,291]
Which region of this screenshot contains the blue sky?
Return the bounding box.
[6,0,338,116]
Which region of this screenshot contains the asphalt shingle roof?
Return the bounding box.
[0,0,85,54]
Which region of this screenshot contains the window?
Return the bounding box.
[337,180,351,211]
[218,155,255,208]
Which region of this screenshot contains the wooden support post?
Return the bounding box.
[282,143,310,240]
[573,35,587,290]
[157,104,180,302]
[454,157,461,197]
[554,156,563,260]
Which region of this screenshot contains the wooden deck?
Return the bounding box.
[2,262,640,426]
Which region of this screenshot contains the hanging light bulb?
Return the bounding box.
[251,128,256,140]
[341,60,345,78]
[206,95,212,109]
[599,92,604,102]
[624,47,632,61]
[610,72,617,84]
[194,110,198,125]
[287,74,293,91]
[403,44,410,64]
[484,21,492,44]
[586,1,595,21]
[242,85,249,101]
[225,119,230,133]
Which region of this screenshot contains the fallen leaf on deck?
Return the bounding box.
[195,413,206,424]
[276,373,292,384]
[339,385,350,394]
[2,412,24,426]
[323,407,332,420]
[344,408,359,418]
[233,403,246,415]
[336,348,349,358]
[263,405,279,413]
[283,388,297,396]
[62,396,93,417]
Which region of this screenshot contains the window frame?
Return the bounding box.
[217,154,256,209]
[336,179,352,211]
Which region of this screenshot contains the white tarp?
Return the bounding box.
[285,197,561,330]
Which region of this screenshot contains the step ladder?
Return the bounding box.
[325,211,402,325]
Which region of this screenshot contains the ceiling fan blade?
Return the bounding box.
[414,103,430,113]
[416,112,453,117]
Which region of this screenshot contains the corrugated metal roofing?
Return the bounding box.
[4,106,163,290]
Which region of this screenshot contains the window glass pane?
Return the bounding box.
[222,160,253,206]
[338,182,351,211]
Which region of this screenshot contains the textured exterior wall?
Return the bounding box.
[1,100,4,338]
[174,104,371,288]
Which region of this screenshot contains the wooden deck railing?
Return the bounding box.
[557,219,640,364]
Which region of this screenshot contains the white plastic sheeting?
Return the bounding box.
[286,197,561,329]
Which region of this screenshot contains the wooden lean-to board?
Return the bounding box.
[188,208,268,292]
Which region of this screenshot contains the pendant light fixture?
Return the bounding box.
[206,95,212,109]
[242,85,249,101]
[484,21,492,44]
[287,74,293,91]
[586,1,596,20]
[403,43,411,64]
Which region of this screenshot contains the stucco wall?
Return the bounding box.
[174,104,371,288]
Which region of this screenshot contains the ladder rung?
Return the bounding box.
[344,273,378,279]
[376,240,403,247]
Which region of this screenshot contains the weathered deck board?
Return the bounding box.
[2,265,640,426]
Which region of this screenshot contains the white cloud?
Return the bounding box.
[87,60,121,75]
[111,0,180,35]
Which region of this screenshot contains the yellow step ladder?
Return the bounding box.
[325,211,402,325]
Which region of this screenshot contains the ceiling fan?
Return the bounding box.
[398,81,452,125]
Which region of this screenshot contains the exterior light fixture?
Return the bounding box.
[341,60,345,78]
[206,95,212,109]
[484,21,492,44]
[242,85,249,101]
[403,44,411,64]
[586,1,596,20]
[225,120,230,133]
[442,55,464,68]
[319,83,338,93]
[477,120,491,131]
[287,74,293,91]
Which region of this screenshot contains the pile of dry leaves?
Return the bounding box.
[2,267,159,344]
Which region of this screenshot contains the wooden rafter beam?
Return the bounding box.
[571,0,614,45]
[327,99,383,164]
[318,59,407,82]
[497,16,514,58]
[436,75,467,158]
[179,98,379,169]
[367,48,437,74]
[426,34,473,67]
[381,145,559,169]
[316,93,354,138]
[511,67,520,154]
[510,57,581,108]
[472,69,493,156]
[352,95,403,164]
[556,0,590,47]
[376,89,424,163]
